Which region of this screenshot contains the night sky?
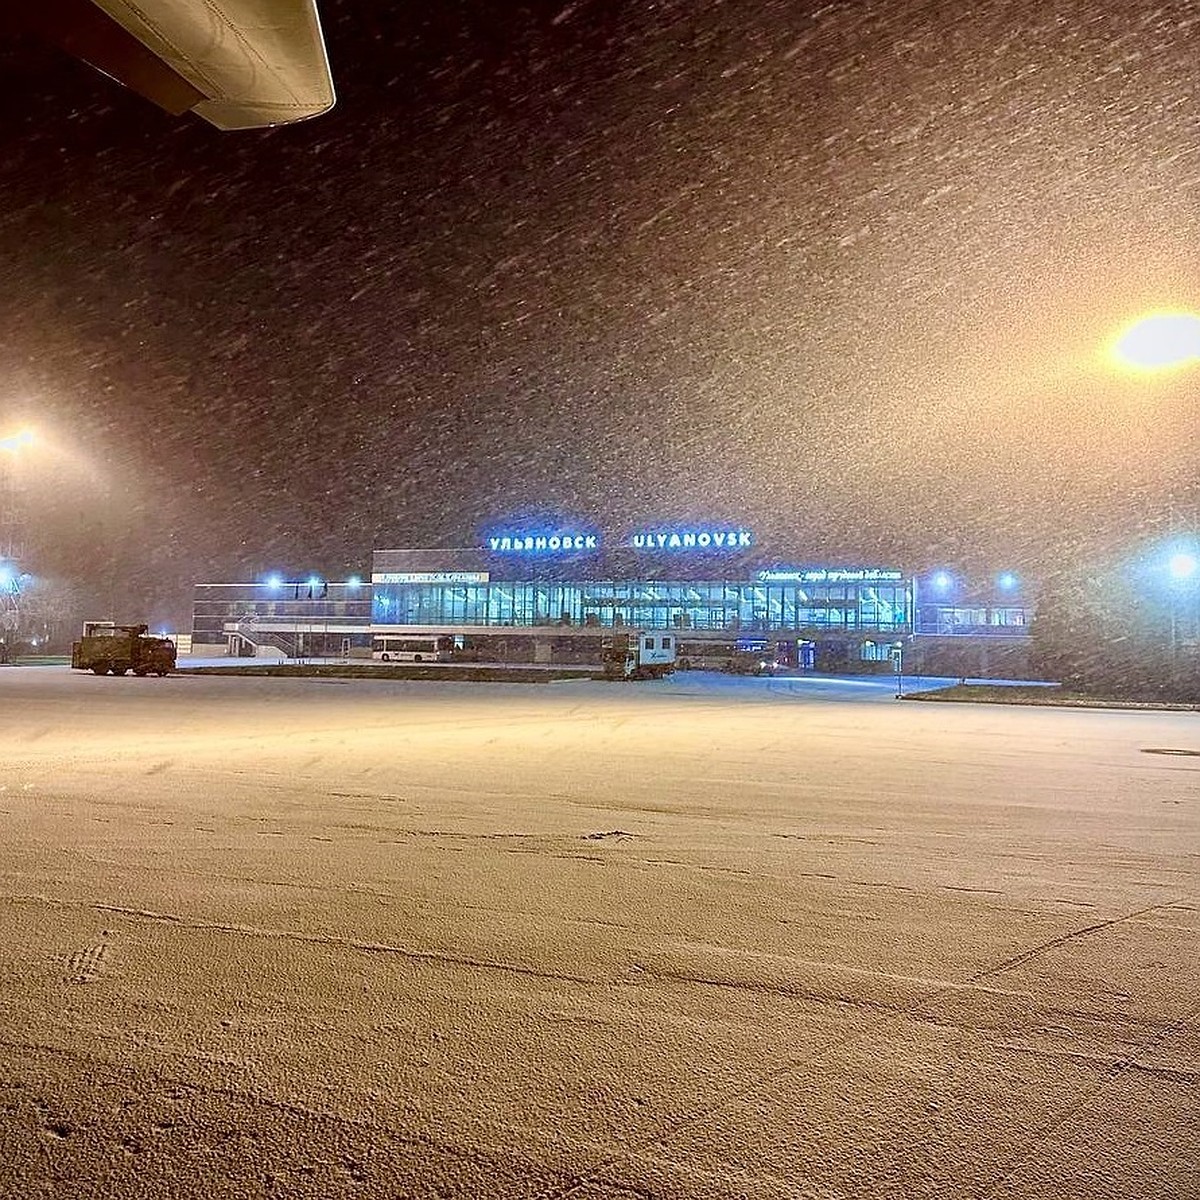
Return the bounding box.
[1,1,1197,628]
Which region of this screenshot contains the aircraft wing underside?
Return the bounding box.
[10,0,335,130]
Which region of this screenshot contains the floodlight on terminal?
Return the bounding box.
[931,571,953,592]
[997,572,1018,591]
[1167,551,1198,581]
[265,574,284,591]
[307,575,322,590]
[346,575,362,589]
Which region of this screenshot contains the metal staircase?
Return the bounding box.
[228,618,298,659]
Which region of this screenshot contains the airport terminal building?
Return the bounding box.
[192,522,1032,675]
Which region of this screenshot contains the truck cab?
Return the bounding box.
[602,630,676,680]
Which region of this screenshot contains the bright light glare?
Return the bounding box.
[0,564,14,588]
[265,574,283,590]
[998,572,1018,591]
[1167,552,1198,581]
[0,428,35,453]
[931,571,952,591]
[1110,312,1200,372]
[307,575,321,588]
[346,575,362,589]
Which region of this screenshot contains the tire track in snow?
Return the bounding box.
[530,898,1187,1200]
[1,892,599,987]
[0,1034,537,1176]
[994,1039,1200,1084]
[964,900,1173,983]
[976,994,1200,1199]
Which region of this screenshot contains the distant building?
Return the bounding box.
[192,580,372,660]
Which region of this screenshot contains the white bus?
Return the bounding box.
[372,634,455,662]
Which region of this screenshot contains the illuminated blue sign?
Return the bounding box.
[487,532,599,553]
[630,528,753,551]
[374,572,490,584]
[757,568,905,583]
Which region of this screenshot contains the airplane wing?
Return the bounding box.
[11,0,335,130]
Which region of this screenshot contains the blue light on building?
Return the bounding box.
[1167,551,1198,581]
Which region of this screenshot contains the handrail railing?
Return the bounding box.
[227,617,298,658]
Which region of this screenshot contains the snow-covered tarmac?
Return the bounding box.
[1,667,1197,1199]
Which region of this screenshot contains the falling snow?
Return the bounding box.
[0,0,1197,624]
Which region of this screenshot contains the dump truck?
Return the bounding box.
[70,622,176,676]
[601,630,676,680]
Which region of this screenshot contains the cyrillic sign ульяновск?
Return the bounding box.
[487,533,598,553]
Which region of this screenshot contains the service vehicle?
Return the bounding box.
[70,622,176,676]
[602,630,676,680]
[726,636,785,675]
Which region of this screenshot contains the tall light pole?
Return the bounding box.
[1109,313,1200,690]
[0,428,35,563]
[1,429,36,641]
[1109,312,1200,525]
[1164,547,1199,687]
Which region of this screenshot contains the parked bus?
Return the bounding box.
[372,634,454,662]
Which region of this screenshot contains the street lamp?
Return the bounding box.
[1109,312,1200,373]
[0,428,35,454]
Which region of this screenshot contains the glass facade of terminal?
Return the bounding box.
[372,577,912,634]
[192,579,1033,645]
[915,603,1028,636]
